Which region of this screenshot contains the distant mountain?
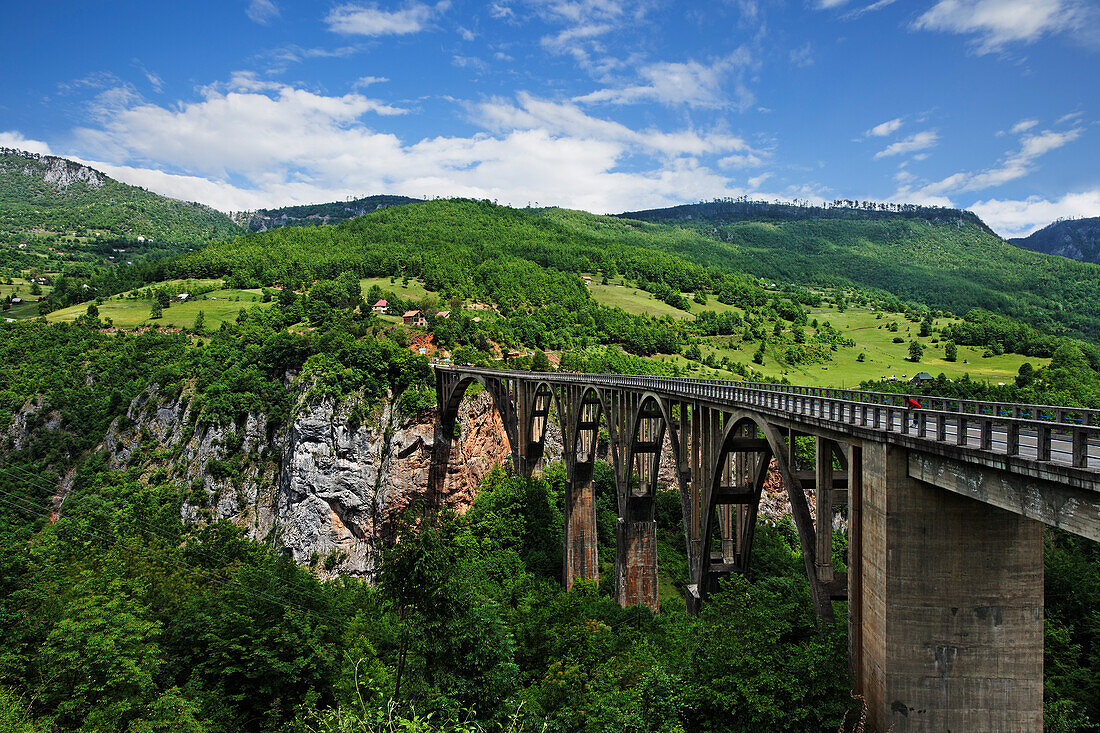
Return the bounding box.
[604,197,1100,338]
[233,194,422,232]
[1010,217,1100,265]
[617,198,996,235]
[0,148,240,244]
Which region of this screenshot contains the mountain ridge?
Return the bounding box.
[0,147,241,244]
[1010,216,1100,265]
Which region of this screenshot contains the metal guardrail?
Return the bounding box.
[438,366,1100,473]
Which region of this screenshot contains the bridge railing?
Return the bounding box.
[437,366,1100,472]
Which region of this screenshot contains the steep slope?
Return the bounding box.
[1010,217,1100,265]
[233,194,422,232]
[0,147,240,244]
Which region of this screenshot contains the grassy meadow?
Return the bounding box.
[46,287,274,330]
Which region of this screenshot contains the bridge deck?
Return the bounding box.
[437,366,1100,484]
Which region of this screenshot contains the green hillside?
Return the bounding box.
[602,201,1100,339]
[174,197,1100,341]
[0,148,241,245]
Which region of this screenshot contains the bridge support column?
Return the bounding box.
[856,441,1043,732]
[616,498,658,610]
[564,460,599,589]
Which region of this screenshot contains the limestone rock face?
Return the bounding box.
[96,384,510,579]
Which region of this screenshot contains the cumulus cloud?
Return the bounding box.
[325,1,449,36]
[475,92,758,157]
[913,0,1093,53]
[866,117,903,137]
[0,131,54,155]
[576,49,755,110]
[62,78,769,215]
[969,189,1100,237]
[874,130,938,158]
[246,0,280,24]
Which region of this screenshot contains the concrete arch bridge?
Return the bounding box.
[432,365,1100,732]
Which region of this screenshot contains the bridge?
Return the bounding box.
[431,365,1100,732]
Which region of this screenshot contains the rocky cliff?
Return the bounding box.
[94,384,512,579]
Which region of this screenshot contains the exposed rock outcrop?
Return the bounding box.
[97,384,514,579]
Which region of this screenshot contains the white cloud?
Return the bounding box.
[325,2,449,36]
[246,0,280,25]
[576,50,754,110]
[1010,118,1038,134]
[789,43,814,67]
[132,60,164,93]
[866,117,903,137]
[913,127,1081,195]
[816,0,850,7]
[353,75,390,88]
[874,130,938,158]
[913,0,1092,53]
[968,189,1100,237]
[844,0,899,18]
[0,131,54,155]
[63,79,769,215]
[476,92,756,157]
[747,172,772,188]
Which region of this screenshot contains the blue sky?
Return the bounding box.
[1,0,1097,236]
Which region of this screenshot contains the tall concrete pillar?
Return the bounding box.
[857,441,1044,732]
[563,460,599,589]
[616,498,658,610]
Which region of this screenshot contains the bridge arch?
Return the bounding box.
[517,380,566,475]
[615,391,688,609]
[431,372,523,506]
[698,410,832,618]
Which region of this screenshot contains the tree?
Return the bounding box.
[86,302,99,319]
[1016,362,1035,388]
[150,301,163,319]
[908,340,924,362]
[531,349,551,371]
[192,310,206,334]
[944,341,958,362]
[856,352,866,362]
[30,282,42,296]
[155,289,171,309]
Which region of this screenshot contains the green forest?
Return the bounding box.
[2,193,1100,731]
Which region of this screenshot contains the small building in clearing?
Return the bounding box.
[372,299,388,313]
[403,309,426,326]
[436,310,450,319]
[910,372,934,385]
